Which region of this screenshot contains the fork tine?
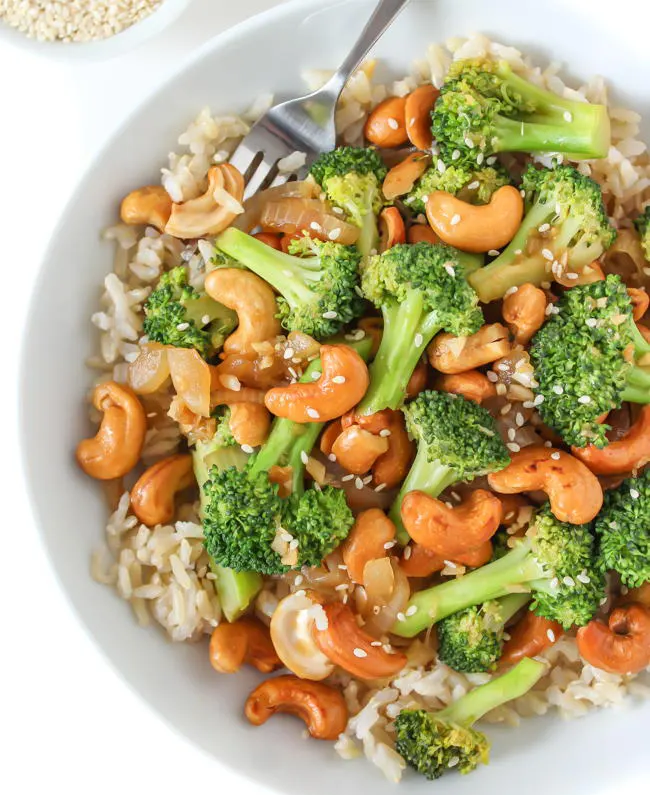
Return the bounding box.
[244,159,275,199]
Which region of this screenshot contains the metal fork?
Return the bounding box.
[230,0,410,198]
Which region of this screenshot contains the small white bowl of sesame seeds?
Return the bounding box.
[0,0,192,60]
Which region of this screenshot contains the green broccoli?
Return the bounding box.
[468,164,616,303]
[357,243,483,415]
[404,155,510,215]
[211,407,237,448]
[389,391,510,541]
[596,469,650,588]
[395,658,546,780]
[214,227,364,339]
[437,593,530,673]
[309,146,387,255]
[393,505,605,638]
[431,57,610,167]
[143,266,237,359]
[634,206,650,262]
[530,274,650,448]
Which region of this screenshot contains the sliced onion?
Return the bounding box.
[260,198,360,245]
[128,343,170,394]
[233,180,320,232]
[601,229,650,289]
[167,347,211,417]
[286,331,321,359]
[361,558,410,636]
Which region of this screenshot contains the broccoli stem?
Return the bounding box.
[496,592,532,624]
[357,289,443,415]
[358,212,379,258]
[622,366,650,404]
[393,538,542,637]
[389,447,459,543]
[492,115,608,160]
[438,658,546,726]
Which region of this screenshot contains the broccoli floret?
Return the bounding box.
[431,57,610,168]
[389,391,510,541]
[394,505,605,638]
[635,207,650,262]
[395,658,546,780]
[596,469,650,587]
[211,407,237,448]
[309,146,387,255]
[200,358,354,574]
[404,156,510,215]
[437,593,530,673]
[468,164,616,302]
[214,227,364,339]
[357,243,483,415]
[143,266,237,358]
[530,274,650,448]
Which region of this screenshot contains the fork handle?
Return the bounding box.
[323,0,410,97]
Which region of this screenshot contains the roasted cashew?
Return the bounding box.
[245,675,347,740]
[428,323,511,374]
[264,345,370,423]
[400,540,493,578]
[120,185,172,232]
[165,164,244,238]
[406,357,428,399]
[577,603,650,675]
[436,370,496,403]
[131,454,194,526]
[637,323,650,344]
[76,381,146,480]
[270,592,334,680]
[571,406,650,475]
[407,224,440,245]
[205,268,281,357]
[342,509,397,584]
[331,425,389,475]
[502,283,547,345]
[364,96,408,148]
[228,403,271,448]
[625,582,650,610]
[487,446,603,524]
[313,602,408,679]
[372,410,414,488]
[319,420,343,456]
[426,186,524,253]
[382,153,430,201]
[253,232,283,250]
[405,85,439,150]
[500,611,563,666]
[401,489,502,557]
[379,207,406,251]
[497,494,533,527]
[209,618,281,674]
[341,409,392,434]
[629,287,649,322]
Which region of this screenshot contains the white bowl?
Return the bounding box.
[0,0,191,61]
[20,0,650,792]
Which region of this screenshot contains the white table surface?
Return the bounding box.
[2,1,648,793]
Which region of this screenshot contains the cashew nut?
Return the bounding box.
[576,602,650,675]
[120,185,172,232]
[264,344,370,423]
[500,611,563,667]
[364,96,408,148]
[502,283,547,345]
[407,224,440,245]
[379,207,407,251]
[253,232,283,250]
[341,408,392,434]
[629,287,649,322]
[382,153,430,201]
[372,410,414,489]
[487,446,603,525]
[405,85,440,150]
[313,602,408,679]
[342,509,396,584]
[401,489,503,557]
[331,425,389,475]
[209,618,281,674]
[130,454,194,526]
[436,370,496,403]
[625,582,650,610]
[76,381,146,480]
[165,164,245,239]
[228,403,271,448]
[270,592,334,681]
[245,675,348,740]
[426,186,524,253]
[319,420,343,457]
[497,494,533,528]
[406,357,428,399]
[400,540,493,578]
[428,323,511,374]
[205,268,281,357]
[571,406,650,476]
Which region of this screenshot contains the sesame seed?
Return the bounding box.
[201,314,211,325]
[533,394,545,405]
[538,223,551,233]
[544,440,553,448]
[328,228,341,241]
[565,272,579,280]
[306,407,320,419]
[328,453,337,462]
[464,136,475,148]
[486,371,498,383]
[396,612,406,622]
[496,383,507,396]
[523,400,535,409]
[585,318,598,328]
[515,412,525,427]
[450,214,462,226]
[487,156,497,165]
[451,149,461,161]
[374,482,387,492]
[322,310,338,319]
[310,221,322,232]
[546,629,556,642]
[577,572,591,584]
[630,488,640,499]
[341,474,354,482]
[507,442,521,453]
[444,263,456,277]
[541,281,551,289]
[300,451,309,465]
[241,444,254,454]
[176,322,190,331]
[504,285,519,297]
[384,541,396,550]
[578,395,592,404]
[283,347,295,359]
[294,575,304,586]
[332,375,346,384]
[549,577,560,590]
[354,477,364,490]
[403,545,413,560]
[436,159,447,174]
[448,757,460,768]
[311,370,322,380]
[353,647,368,658]
[451,491,461,502]
[379,429,392,438]
[476,152,484,165]
[414,333,424,348]
[541,248,554,261]
[550,452,561,460]
[564,111,573,122]
[335,583,348,592]
[621,585,629,595]
[507,428,517,441]
[370,640,382,647]
[520,189,526,198]
[488,249,500,257]
[467,180,480,190]
[563,576,576,587]
[387,118,399,130]
[362,475,373,485]
[552,385,564,395]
